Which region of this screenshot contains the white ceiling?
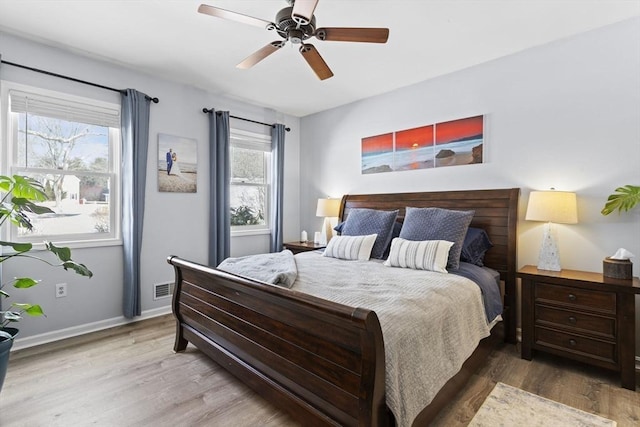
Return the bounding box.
[1,0,638,117]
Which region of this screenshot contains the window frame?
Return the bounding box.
[229,128,272,237]
[1,81,122,249]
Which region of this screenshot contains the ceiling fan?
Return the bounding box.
[198,0,389,80]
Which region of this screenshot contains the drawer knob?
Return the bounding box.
[568,316,577,324]
[568,339,577,346]
[568,294,577,301]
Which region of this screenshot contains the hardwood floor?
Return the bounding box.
[1,315,638,426]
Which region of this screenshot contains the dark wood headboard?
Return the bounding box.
[339,188,520,343]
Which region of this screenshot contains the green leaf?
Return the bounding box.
[11,197,54,215]
[0,290,9,298]
[0,175,12,192]
[11,303,45,317]
[10,175,48,202]
[45,241,72,262]
[601,185,640,215]
[24,305,45,317]
[0,240,33,253]
[62,261,94,278]
[13,277,40,288]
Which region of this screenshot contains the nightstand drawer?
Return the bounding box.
[535,327,616,364]
[535,283,616,313]
[535,305,616,339]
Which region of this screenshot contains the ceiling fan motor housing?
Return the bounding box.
[274,6,316,43]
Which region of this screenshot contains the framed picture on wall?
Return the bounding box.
[158,133,197,193]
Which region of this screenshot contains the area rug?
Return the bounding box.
[469,382,616,427]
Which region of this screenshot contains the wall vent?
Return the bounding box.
[153,281,175,300]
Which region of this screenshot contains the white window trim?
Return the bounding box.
[230,128,272,237]
[0,80,122,249]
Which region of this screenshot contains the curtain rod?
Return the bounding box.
[1,59,159,104]
[202,108,290,132]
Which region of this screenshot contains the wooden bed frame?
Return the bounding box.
[168,188,519,426]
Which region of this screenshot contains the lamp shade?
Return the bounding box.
[316,198,341,217]
[525,191,578,224]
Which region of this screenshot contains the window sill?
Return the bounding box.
[231,228,271,237]
[11,238,123,253]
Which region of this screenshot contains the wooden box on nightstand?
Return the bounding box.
[283,241,326,254]
[518,265,640,390]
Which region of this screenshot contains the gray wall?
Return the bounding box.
[299,18,640,345]
[0,31,301,345]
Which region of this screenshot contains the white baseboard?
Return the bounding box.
[10,306,172,352]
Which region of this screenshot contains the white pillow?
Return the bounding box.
[323,234,377,261]
[384,238,454,273]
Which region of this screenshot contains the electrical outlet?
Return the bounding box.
[55,283,67,298]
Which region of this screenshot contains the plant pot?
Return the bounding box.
[0,327,18,394]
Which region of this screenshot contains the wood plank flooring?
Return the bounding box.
[1,315,638,426]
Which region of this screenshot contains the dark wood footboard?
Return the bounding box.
[168,256,389,427]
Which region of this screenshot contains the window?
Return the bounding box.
[230,129,271,234]
[3,84,121,246]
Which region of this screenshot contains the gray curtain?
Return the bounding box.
[270,124,286,252]
[121,89,151,319]
[208,110,231,266]
[0,55,3,314]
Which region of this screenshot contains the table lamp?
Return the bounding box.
[525,190,578,271]
[316,198,341,245]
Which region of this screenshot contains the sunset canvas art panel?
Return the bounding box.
[362,132,394,174]
[394,125,434,171]
[434,115,484,167]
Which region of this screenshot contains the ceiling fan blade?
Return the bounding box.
[291,0,319,25]
[237,41,285,69]
[315,27,389,43]
[299,44,333,80]
[198,4,272,29]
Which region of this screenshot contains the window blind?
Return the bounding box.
[9,90,120,128]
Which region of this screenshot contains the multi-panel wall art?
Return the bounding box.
[361,115,484,174]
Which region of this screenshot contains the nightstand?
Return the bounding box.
[283,241,326,254]
[518,265,640,390]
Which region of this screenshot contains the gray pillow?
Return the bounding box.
[399,207,475,270]
[341,208,398,259]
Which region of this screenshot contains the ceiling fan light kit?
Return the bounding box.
[198,0,389,80]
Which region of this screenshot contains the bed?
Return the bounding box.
[168,188,519,426]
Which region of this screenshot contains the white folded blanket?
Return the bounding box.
[217,249,298,288]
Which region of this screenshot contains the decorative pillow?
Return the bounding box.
[382,221,403,258]
[399,207,475,270]
[323,234,377,261]
[384,238,454,273]
[460,227,493,267]
[340,208,399,259]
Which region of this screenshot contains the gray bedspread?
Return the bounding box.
[292,252,492,427]
[217,249,298,288]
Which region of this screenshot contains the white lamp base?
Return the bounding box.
[537,223,561,271]
[320,217,330,245]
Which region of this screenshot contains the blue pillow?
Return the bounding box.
[460,227,493,266]
[399,207,474,270]
[341,208,398,259]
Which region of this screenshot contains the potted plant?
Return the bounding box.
[601,185,640,215]
[0,175,92,393]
